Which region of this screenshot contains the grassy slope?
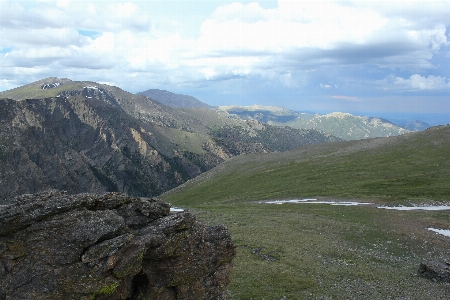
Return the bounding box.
[163,125,450,205]
[192,203,450,299]
[161,125,450,299]
[0,82,85,99]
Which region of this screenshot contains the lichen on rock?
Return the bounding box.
[0,190,236,299]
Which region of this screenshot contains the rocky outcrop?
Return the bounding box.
[0,191,236,299]
[418,261,450,283]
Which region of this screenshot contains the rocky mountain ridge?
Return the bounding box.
[0,78,339,202]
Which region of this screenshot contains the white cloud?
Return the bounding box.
[2,28,90,47]
[192,0,449,86]
[210,1,271,22]
[378,74,450,91]
[0,0,154,32]
[200,67,218,80]
[0,0,449,96]
[280,72,294,87]
[56,0,70,8]
[198,1,388,53]
[110,2,138,17]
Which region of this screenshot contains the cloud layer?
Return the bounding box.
[1,0,449,114]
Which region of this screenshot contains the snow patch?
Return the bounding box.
[263,199,372,206]
[42,82,61,90]
[170,207,184,212]
[378,206,450,211]
[428,228,450,237]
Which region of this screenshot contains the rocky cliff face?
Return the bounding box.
[0,95,220,202]
[0,190,236,299]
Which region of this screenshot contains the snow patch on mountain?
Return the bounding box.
[41,82,61,89]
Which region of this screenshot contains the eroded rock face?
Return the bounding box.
[0,190,236,299]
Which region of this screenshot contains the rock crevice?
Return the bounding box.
[0,190,235,299]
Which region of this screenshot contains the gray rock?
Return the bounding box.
[418,261,450,283]
[0,190,236,299]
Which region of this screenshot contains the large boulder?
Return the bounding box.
[0,190,235,299]
[418,261,450,283]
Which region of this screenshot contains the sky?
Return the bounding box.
[1,0,449,124]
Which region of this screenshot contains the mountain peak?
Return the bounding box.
[325,112,353,118]
[33,77,74,87]
[219,104,296,117]
[139,89,212,109]
[0,77,93,100]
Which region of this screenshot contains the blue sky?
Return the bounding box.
[1,0,449,123]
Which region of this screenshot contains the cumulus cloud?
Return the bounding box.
[189,0,450,91]
[378,74,450,91]
[2,28,90,48]
[198,1,387,55]
[0,0,449,96]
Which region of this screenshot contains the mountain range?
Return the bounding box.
[0,78,339,202]
[219,104,415,140]
[1,77,438,202]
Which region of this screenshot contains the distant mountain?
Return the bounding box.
[139,89,213,109]
[390,119,430,131]
[219,105,411,140]
[0,78,339,202]
[219,104,317,123]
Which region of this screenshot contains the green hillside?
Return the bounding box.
[161,126,450,299]
[162,125,450,206]
[0,77,100,100]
